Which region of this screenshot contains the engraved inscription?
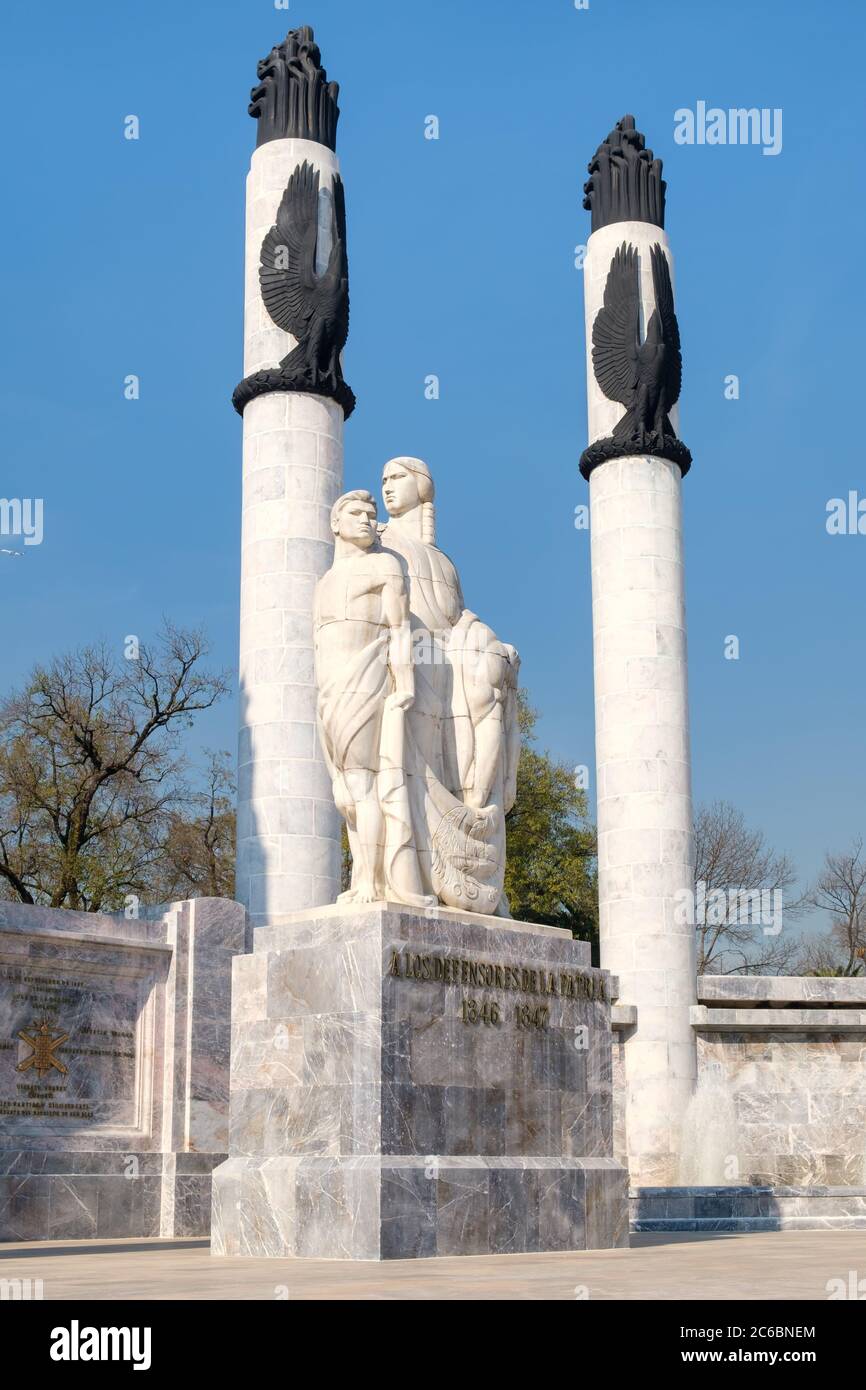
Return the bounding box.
[387,949,606,1001]
[388,950,603,1031]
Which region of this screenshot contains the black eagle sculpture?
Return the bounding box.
[260,161,350,398]
[579,241,690,479]
[232,160,355,417]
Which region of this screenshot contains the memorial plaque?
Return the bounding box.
[0,965,142,1132]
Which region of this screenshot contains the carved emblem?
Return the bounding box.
[16,1020,70,1078]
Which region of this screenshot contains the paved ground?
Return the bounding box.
[1,1230,863,1300]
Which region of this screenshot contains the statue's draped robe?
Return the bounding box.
[316,627,418,902]
[316,630,390,781]
[379,523,517,914]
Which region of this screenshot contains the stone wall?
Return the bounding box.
[693,976,866,1188]
[0,897,244,1241]
[613,976,866,1189]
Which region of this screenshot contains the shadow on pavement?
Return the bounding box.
[0,1239,209,1260]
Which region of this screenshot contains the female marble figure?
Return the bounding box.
[378,457,520,915]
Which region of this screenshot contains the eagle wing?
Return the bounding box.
[259,160,321,340]
[332,173,347,257]
[330,174,350,347]
[650,243,682,407]
[592,242,641,406]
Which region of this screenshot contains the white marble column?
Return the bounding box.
[237,138,343,927]
[583,221,697,1187]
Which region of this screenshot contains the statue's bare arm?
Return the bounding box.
[379,558,414,708]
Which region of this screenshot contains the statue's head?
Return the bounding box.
[331,490,377,549]
[381,457,434,518]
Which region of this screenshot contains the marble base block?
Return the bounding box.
[631,1185,866,1232]
[0,1151,225,1241]
[211,903,629,1259]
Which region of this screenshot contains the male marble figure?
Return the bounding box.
[313,490,435,907]
[314,463,520,916]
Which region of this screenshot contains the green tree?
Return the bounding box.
[504,694,598,954]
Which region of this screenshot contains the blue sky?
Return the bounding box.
[1,0,863,927]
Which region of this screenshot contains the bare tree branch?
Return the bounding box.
[694,801,801,975]
[798,838,866,976]
[0,625,231,910]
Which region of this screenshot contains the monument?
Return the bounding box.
[211,27,628,1260]
[3,27,865,1264]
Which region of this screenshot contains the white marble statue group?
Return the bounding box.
[313,457,520,916]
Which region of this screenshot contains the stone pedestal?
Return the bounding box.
[211,904,628,1259]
